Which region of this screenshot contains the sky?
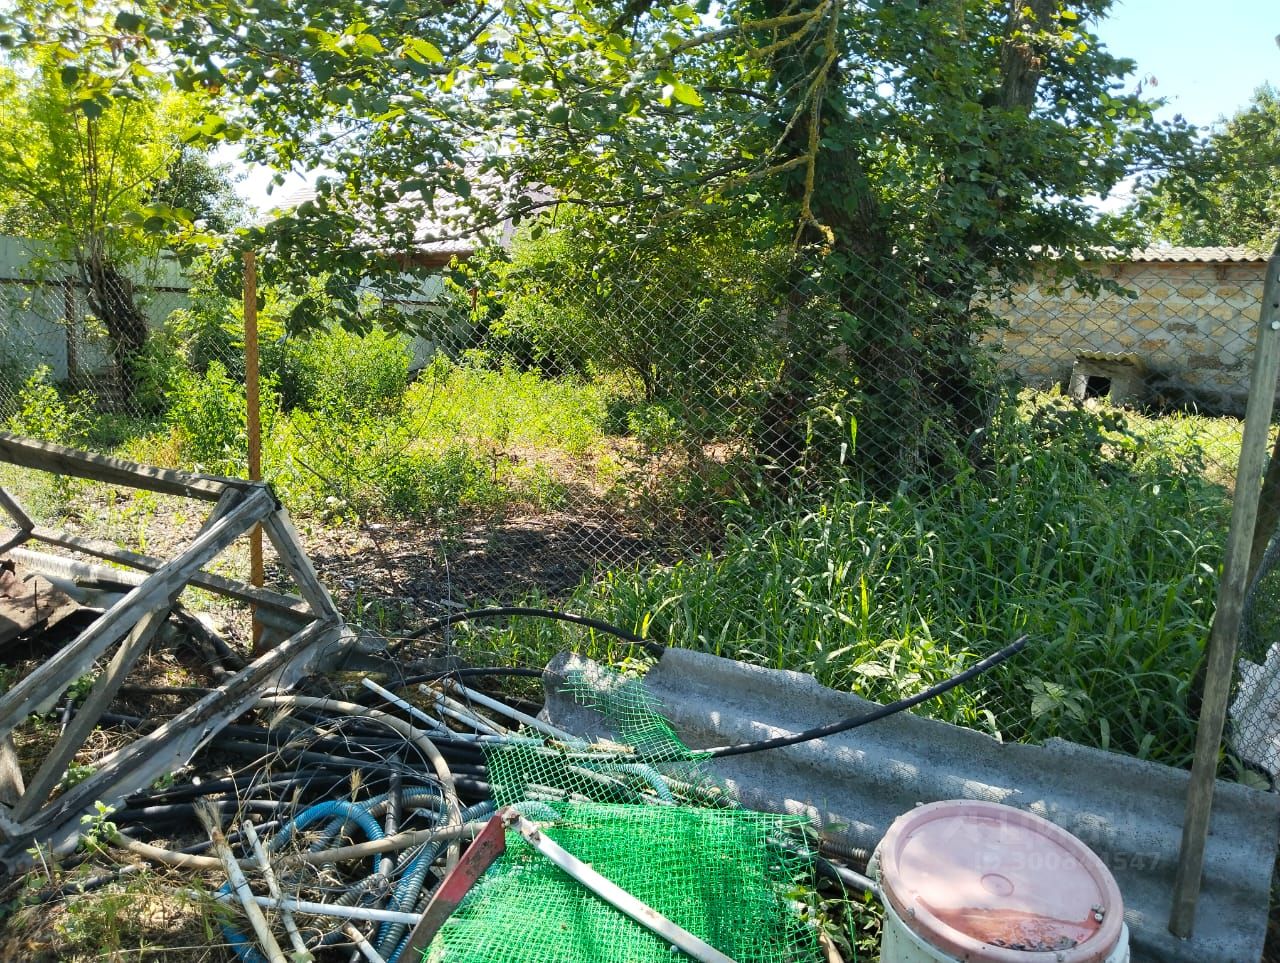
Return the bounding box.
[230,0,1280,212]
[1093,0,1279,130]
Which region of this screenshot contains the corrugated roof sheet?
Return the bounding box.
[1127,246,1268,263]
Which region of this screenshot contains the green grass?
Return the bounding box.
[111,353,619,524]
[459,391,1234,770]
[0,351,1247,771]
[418,357,615,457]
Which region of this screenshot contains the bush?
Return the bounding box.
[166,361,249,475]
[6,366,94,447]
[284,325,411,416]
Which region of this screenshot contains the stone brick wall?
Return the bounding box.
[990,259,1267,413]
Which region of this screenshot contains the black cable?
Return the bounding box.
[704,635,1029,758]
[392,607,664,658]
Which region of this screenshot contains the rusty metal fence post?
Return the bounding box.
[244,249,266,651]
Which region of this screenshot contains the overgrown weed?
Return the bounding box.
[475,391,1230,769]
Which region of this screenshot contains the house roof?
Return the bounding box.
[1126,246,1268,264]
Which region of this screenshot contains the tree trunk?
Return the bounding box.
[81,256,149,406]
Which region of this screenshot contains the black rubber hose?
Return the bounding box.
[391,608,664,658]
[126,770,353,806]
[704,635,1029,758]
[113,799,282,825]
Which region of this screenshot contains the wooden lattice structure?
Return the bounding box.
[0,432,348,871]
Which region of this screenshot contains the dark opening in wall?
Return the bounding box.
[1085,375,1112,399]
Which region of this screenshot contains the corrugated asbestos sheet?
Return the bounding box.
[546,649,1279,963]
[1128,246,1268,263]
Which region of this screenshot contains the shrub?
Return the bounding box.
[284,325,411,416]
[166,361,249,474]
[480,392,1228,768]
[6,366,94,447]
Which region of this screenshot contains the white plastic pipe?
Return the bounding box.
[203,891,424,926]
[344,923,390,963]
[243,821,311,961]
[442,678,579,743]
[508,811,739,963]
[361,677,463,740]
[195,801,287,963]
[420,686,507,736]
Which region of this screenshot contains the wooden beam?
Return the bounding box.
[196,486,242,538]
[12,617,338,856]
[1169,238,1280,937]
[0,433,235,502]
[261,508,341,624]
[13,607,171,821]
[0,488,274,740]
[0,735,23,809]
[0,529,30,558]
[0,488,34,533]
[29,527,310,620]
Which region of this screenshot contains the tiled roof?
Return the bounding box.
[1126,246,1268,264]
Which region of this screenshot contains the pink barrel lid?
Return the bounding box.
[877,800,1124,963]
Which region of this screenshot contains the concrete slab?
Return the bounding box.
[544,649,1280,963]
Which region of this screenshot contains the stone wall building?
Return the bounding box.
[990,246,1269,413]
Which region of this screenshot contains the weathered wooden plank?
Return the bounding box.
[0,488,33,533]
[8,617,340,860]
[0,433,234,501]
[262,508,341,623]
[13,607,171,821]
[0,735,23,809]
[0,487,274,740]
[0,529,31,558]
[196,486,242,538]
[1170,238,1280,938]
[29,527,310,620]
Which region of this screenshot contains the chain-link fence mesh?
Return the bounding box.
[0,228,1274,782]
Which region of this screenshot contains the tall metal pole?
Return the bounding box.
[1169,238,1280,937]
[243,250,266,652]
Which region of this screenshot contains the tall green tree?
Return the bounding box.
[3,0,1189,482]
[0,9,227,399]
[1130,85,1280,251]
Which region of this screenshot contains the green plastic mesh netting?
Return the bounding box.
[485,666,731,808]
[426,802,820,963]
[425,665,821,963]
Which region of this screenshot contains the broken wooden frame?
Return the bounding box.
[0,432,349,871]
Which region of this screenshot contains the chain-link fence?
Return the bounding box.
[0,227,1275,784]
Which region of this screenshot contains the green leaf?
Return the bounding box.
[113,10,143,31]
[657,72,703,108]
[670,81,703,107]
[59,65,79,87]
[404,37,444,64]
[76,97,104,119]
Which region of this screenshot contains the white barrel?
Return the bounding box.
[870,800,1130,963]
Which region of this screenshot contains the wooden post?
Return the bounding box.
[62,277,79,388]
[244,251,266,652]
[1169,238,1280,938]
